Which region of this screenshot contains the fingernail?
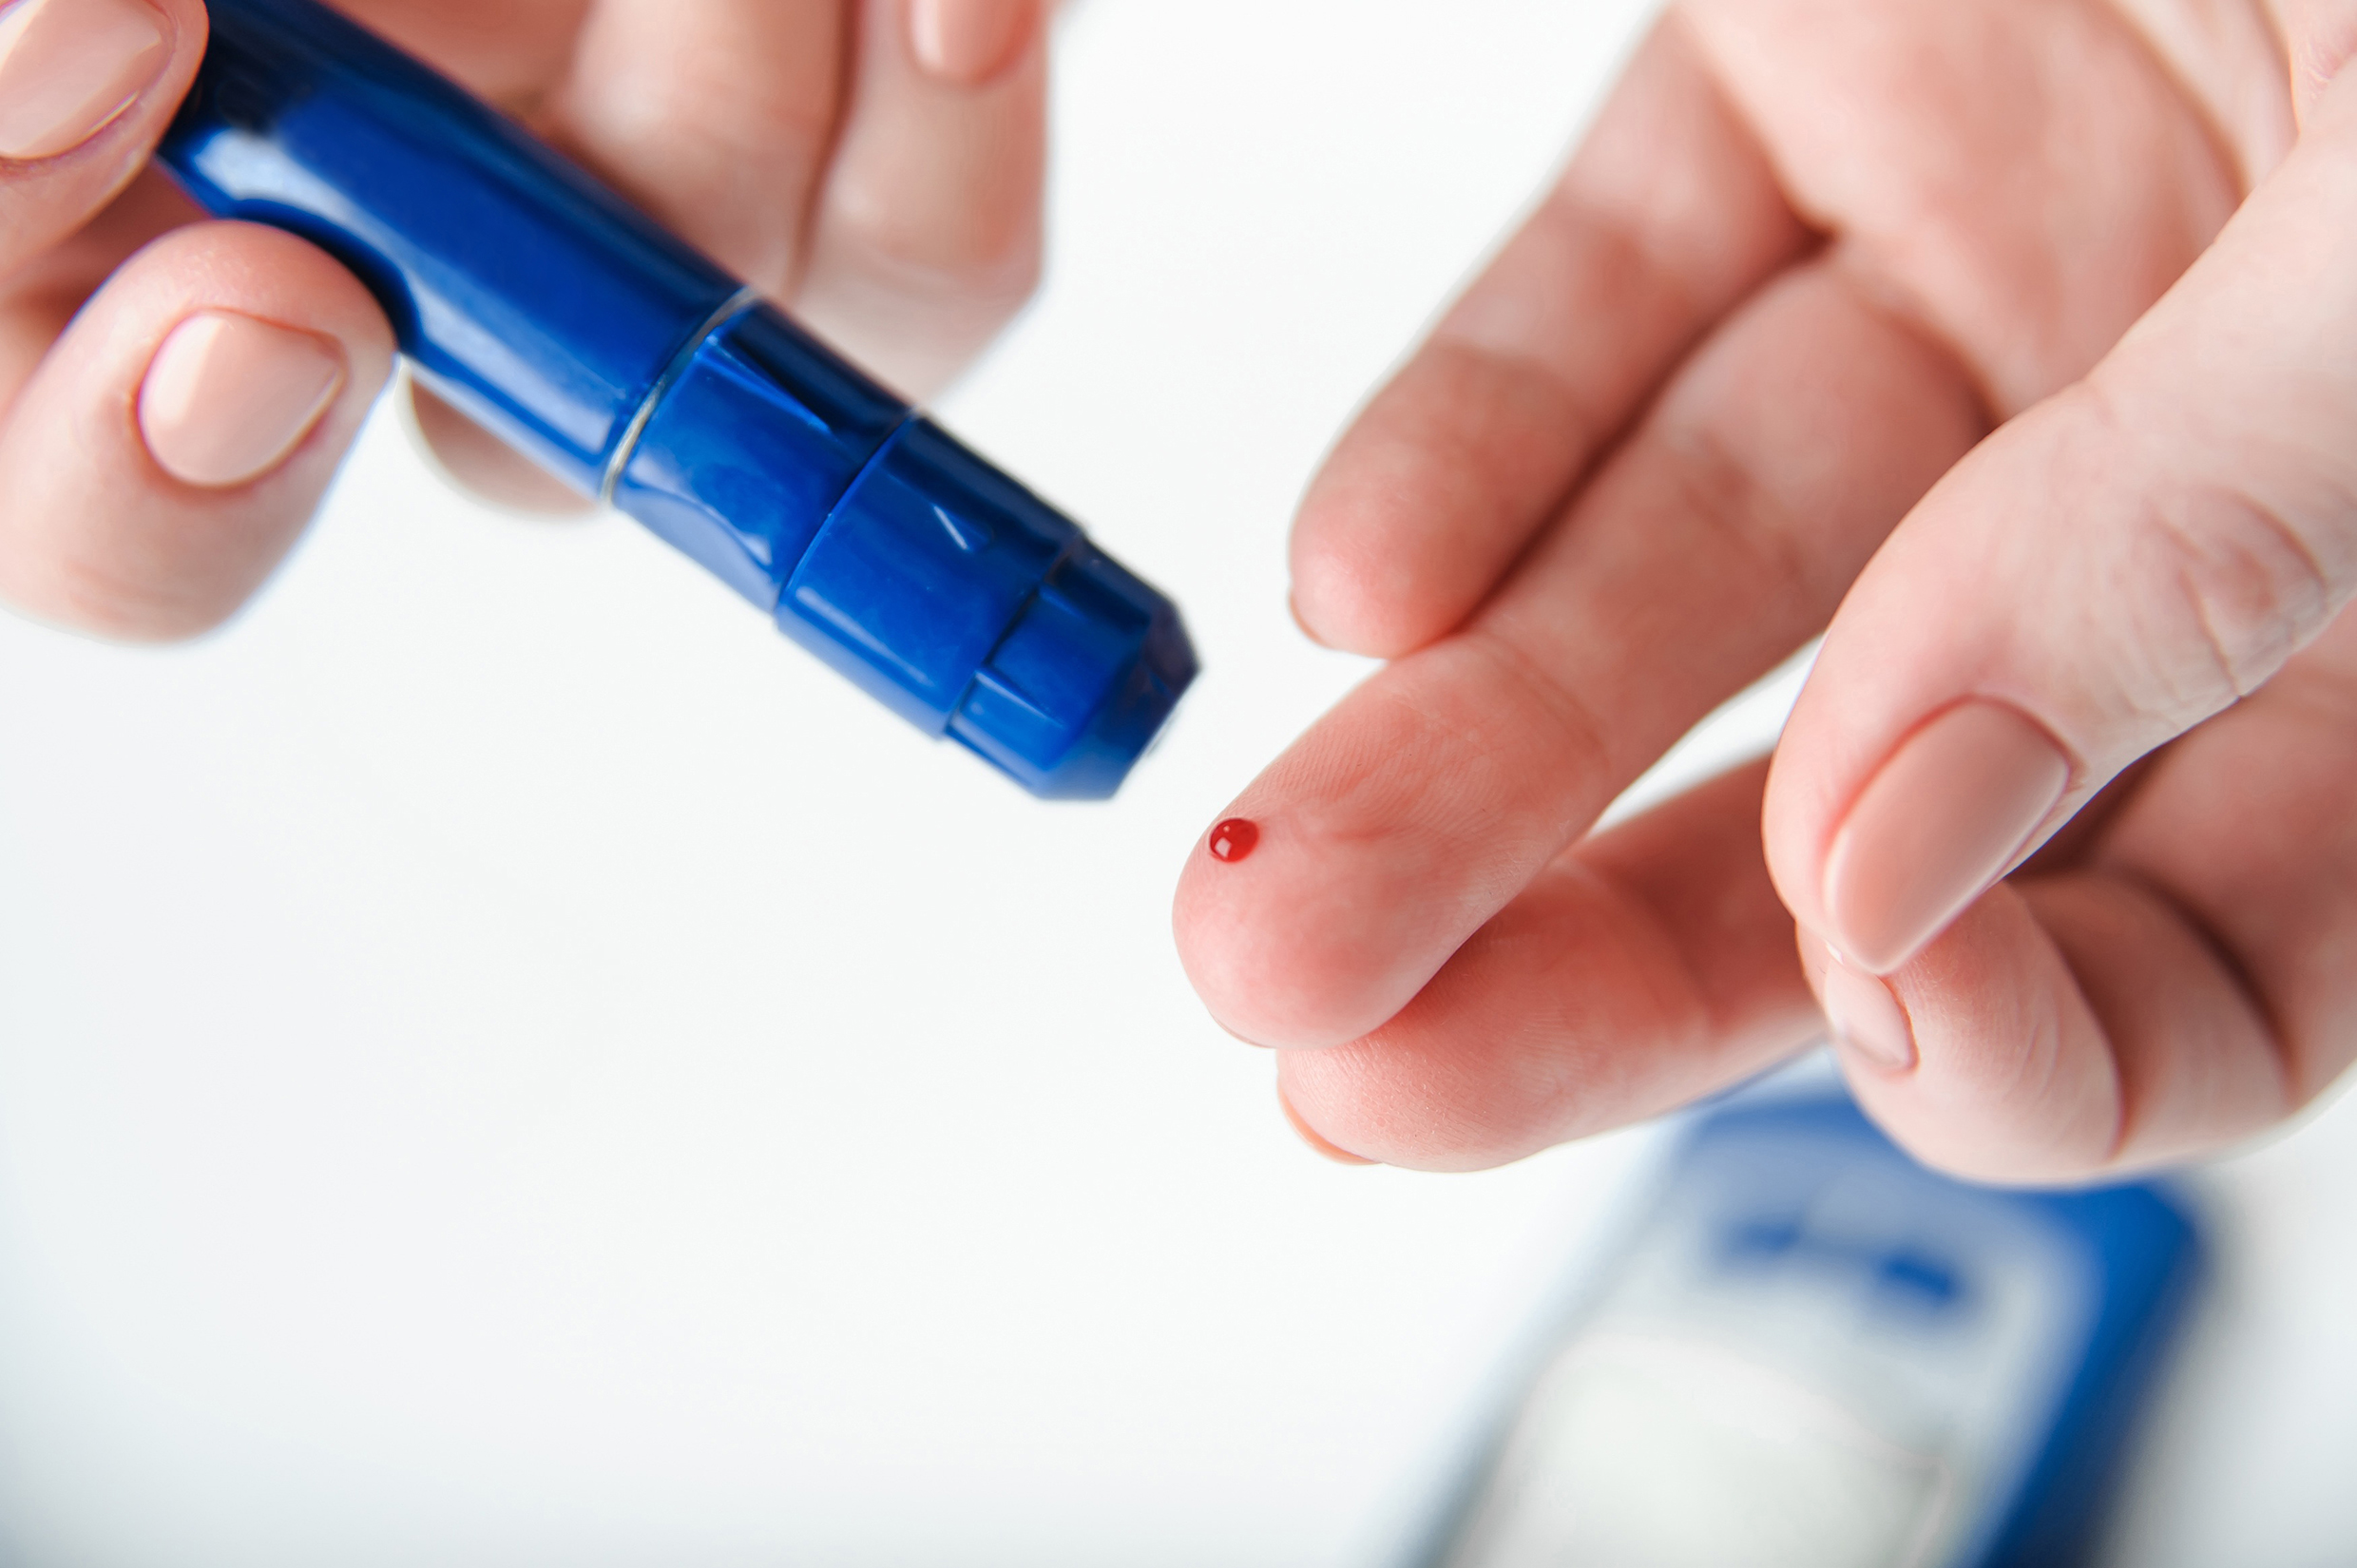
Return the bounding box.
[906,0,1035,86]
[1819,954,1917,1073]
[139,312,347,489]
[0,0,168,162]
[1823,700,2070,973]
[1278,1086,1376,1166]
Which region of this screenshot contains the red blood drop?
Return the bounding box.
[1208,817,1259,864]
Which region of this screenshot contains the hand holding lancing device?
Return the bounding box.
[0,0,1047,636]
[1178,0,2357,1181]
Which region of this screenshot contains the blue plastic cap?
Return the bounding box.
[779,420,1198,799]
[950,541,1198,798]
[614,302,907,610]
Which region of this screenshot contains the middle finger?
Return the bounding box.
[553,0,845,296]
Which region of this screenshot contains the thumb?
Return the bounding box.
[1765,64,2357,976]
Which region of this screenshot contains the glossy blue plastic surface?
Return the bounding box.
[614,302,906,610]
[1694,1098,2203,1568]
[1404,1091,2204,1568]
[156,0,1196,798]
[782,418,1198,796]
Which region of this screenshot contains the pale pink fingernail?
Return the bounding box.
[0,0,167,162]
[1820,955,1917,1073]
[139,312,346,489]
[906,0,1036,86]
[1823,700,2070,973]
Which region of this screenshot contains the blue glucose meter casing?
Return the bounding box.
[1418,1090,2204,1568]
[155,0,1197,799]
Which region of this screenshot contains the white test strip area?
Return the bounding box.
[0,2,2353,1562]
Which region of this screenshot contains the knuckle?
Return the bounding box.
[1458,624,1619,788]
[822,166,1044,306]
[59,522,256,639]
[2063,379,2343,723]
[12,552,232,641]
[1658,411,1825,606]
[2132,480,2335,705]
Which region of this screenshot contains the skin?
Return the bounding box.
[9,1,2351,1186]
[0,0,1049,632]
[1176,0,2357,1181]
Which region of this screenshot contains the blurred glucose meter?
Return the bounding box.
[1418,1086,2202,1568]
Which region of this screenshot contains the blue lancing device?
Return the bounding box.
[155,0,1198,799]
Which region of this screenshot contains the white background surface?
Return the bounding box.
[0,1,2351,1562]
